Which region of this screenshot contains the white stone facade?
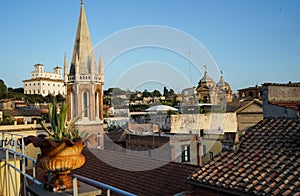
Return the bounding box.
[23,64,65,96]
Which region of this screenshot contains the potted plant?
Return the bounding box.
[24,101,87,192]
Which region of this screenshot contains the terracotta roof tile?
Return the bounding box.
[188,118,300,195]
[270,101,300,110]
[73,148,198,196]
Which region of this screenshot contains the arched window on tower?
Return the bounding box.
[72,92,76,119]
[83,91,89,118]
[95,91,99,119]
[203,96,209,103]
[249,91,254,97]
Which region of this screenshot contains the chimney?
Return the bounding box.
[233,132,240,153]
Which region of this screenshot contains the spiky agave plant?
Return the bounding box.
[41,101,86,141]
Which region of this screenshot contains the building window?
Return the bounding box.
[209,151,214,160]
[95,92,99,119]
[181,145,190,162]
[83,91,89,118]
[128,143,132,152]
[202,145,206,156]
[141,145,146,156]
[223,132,236,142]
[72,92,76,118]
[135,144,139,155]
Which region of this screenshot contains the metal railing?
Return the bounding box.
[1,132,137,196]
[1,132,41,196]
[72,174,137,196]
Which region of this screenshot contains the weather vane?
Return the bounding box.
[81,0,84,5]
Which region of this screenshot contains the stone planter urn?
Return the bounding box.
[24,135,86,192]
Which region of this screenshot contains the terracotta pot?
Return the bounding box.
[24,135,86,192]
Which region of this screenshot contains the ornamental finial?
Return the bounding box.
[81,0,84,5]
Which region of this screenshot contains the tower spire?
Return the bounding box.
[66,0,104,149]
[69,1,97,77]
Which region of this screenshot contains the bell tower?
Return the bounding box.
[65,1,104,148]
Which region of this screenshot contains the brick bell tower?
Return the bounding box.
[64,0,104,148]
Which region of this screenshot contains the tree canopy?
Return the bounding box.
[0,79,7,99]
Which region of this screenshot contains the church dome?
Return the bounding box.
[216,75,231,91]
[197,70,216,89]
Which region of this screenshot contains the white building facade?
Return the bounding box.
[23,63,65,96]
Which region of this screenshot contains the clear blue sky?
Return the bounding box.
[0,0,299,93]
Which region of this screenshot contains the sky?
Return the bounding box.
[0,0,299,93]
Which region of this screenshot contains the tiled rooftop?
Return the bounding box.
[270,101,300,110]
[73,148,198,196]
[106,127,127,142]
[237,86,262,91]
[226,99,262,113]
[188,118,300,195]
[3,108,42,116]
[263,82,300,87]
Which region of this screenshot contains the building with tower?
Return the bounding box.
[196,69,216,103]
[64,1,104,148]
[196,68,232,104]
[23,63,65,96]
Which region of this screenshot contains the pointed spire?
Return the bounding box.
[69,1,97,77]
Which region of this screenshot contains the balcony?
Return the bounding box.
[0,132,136,196]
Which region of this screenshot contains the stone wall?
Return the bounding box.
[268,85,300,102]
[170,113,238,134]
[262,84,300,118]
